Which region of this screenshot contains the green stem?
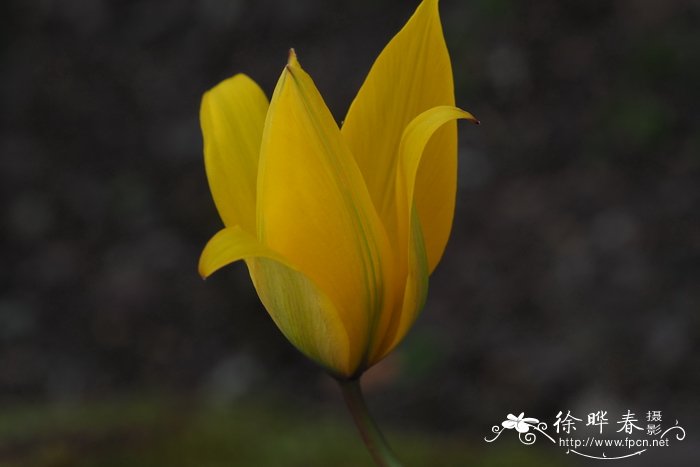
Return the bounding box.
[337,378,404,467]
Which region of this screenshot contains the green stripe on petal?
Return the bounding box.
[370,207,429,363]
[370,105,475,361]
[396,106,477,254]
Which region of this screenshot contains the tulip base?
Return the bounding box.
[337,378,404,467]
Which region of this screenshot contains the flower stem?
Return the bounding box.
[337,377,404,467]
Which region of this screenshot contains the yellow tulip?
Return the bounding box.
[198,0,477,379]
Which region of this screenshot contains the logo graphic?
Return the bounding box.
[485,410,686,460]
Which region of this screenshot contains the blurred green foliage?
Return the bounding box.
[0,396,565,467]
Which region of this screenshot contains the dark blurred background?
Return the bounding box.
[1,0,699,466]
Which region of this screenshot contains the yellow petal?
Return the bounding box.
[370,106,475,360]
[341,0,455,264]
[396,106,478,261]
[199,227,352,376]
[257,51,396,372]
[201,74,268,233]
[199,226,285,279]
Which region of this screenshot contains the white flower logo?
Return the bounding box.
[502,413,540,433]
[486,412,554,445]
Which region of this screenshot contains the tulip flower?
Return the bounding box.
[198,0,477,464]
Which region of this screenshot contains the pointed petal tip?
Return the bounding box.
[462,110,480,125]
[451,108,479,125]
[287,48,299,68]
[423,0,440,11]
